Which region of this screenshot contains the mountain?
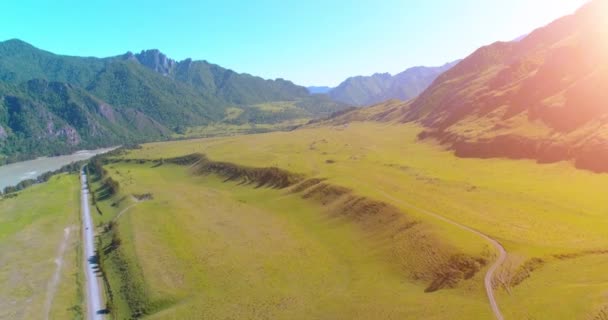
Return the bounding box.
[512,34,528,42]
[328,61,459,106]
[307,86,332,94]
[131,49,176,75]
[0,40,348,164]
[0,79,169,159]
[326,0,608,172]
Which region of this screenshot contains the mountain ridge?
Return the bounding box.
[0,39,347,164]
[327,60,460,106]
[321,0,608,172]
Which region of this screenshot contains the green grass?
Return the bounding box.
[222,107,245,120]
[252,101,298,112]
[173,119,308,140]
[91,162,492,319]
[499,254,608,319]
[121,121,608,319]
[0,174,83,319]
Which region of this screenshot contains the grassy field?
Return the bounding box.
[499,254,608,319]
[252,101,300,112]
[170,101,312,140]
[174,119,308,139]
[118,121,608,319]
[0,174,83,320]
[90,161,493,319]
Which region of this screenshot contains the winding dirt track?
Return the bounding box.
[43,227,72,320]
[375,189,506,320]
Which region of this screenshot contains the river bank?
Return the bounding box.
[0,147,116,190]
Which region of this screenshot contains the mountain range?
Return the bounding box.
[322,61,459,106]
[3,0,606,172]
[322,0,608,172]
[0,40,348,164]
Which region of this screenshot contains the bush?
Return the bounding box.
[102,177,120,196]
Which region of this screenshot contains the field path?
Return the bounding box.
[113,197,139,222]
[306,145,505,318]
[43,226,72,320]
[81,170,105,320]
[375,189,506,320]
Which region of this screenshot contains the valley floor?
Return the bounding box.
[91,162,492,319]
[0,174,83,320]
[107,121,608,319]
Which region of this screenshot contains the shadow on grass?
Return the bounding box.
[95,185,113,201]
[103,244,119,256]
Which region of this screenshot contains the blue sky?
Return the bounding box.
[0,0,588,86]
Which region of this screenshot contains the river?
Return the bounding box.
[0,147,116,190]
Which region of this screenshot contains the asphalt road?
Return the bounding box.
[81,170,104,320]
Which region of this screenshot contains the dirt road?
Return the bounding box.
[376,189,506,320]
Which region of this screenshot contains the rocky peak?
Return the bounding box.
[122,51,138,62]
[371,72,392,79]
[134,49,176,75]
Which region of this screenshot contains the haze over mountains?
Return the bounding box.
[0,40,348,163]
[307,86,332,94]
[325,61,460,106]
[324,0,608,172]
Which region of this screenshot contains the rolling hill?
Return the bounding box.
[0,40,348,164]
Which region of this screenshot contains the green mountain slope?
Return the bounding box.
[172,57,309,105]
[0,40,348,164]
[0,79,169,163]
[86,60,223,127]
[128,49,310,105]
[0,39,106,87]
